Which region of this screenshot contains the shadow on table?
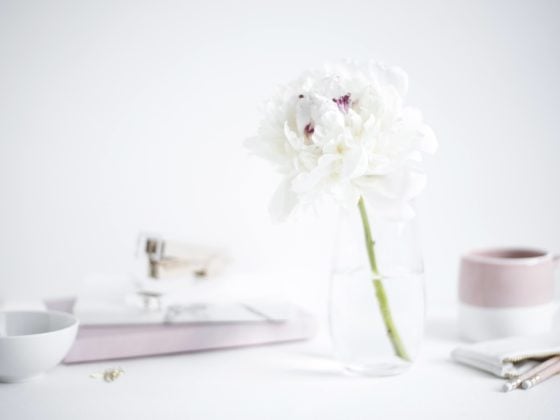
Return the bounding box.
[278,351,351,378]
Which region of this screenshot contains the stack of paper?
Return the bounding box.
[47,297,316,363]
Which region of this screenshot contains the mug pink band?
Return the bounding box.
[459,248,558,308]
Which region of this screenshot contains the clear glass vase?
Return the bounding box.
[329,199,425,376]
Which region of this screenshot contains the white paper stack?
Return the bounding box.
[48,274,316,363]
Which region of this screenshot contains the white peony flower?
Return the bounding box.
[246,60,437,222]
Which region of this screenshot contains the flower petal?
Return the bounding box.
[291,154,339,193]
[269,178,299,222]
[340,147,368,179]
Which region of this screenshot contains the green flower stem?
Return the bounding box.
[358,197,410,362]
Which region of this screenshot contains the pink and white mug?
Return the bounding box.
[459,248,560,341]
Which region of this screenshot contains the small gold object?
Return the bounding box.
[90,367,125,383]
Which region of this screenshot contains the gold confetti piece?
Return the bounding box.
[90,368,125,383]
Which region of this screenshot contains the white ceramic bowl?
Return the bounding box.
[0,311,78,382]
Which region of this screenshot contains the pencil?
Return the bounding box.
[521,358,560,390]
[502,355,560,392]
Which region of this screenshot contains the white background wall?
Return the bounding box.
[1,0,559,306]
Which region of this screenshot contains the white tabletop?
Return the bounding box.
[1,309,557,420]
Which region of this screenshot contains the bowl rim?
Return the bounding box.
[0,310,79,339]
